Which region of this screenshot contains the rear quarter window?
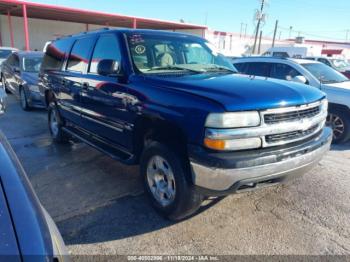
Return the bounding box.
[41,38,73,72]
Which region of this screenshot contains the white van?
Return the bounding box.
[263,47,308,58]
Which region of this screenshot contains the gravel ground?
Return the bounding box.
[1,94,350,257]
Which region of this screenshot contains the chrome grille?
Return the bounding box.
[265,124,319,144]
[264,106,320,124]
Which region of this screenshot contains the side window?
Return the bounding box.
[270,63,301,80]
[318,58,331,67]
[13,55,19,68]
[246,62,271,77]
[89,34,121,74]
[67,37,95,73]
[233,63,248,74]
[41,39,73,72]
[6,54,15,66]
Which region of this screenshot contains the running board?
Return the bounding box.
[62,126,136,164]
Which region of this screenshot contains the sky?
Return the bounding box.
[29,0,350,41]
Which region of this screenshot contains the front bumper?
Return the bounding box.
[26,90,46,108]
[189,127,332,196]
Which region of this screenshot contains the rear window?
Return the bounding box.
[0,50,13,59]
[41,38,73,72]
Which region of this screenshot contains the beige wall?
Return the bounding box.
[0,15,205,51]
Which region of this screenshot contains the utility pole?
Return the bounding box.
[346,29,350,42]
[240,23,244,38]
[258,30,263,54]
[252,0,267,54]
[289,26,293,39]
[272,20,278,47]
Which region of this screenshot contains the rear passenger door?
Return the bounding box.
[79,33,132,149]
[62,36,96,125]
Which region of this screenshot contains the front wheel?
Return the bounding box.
[48,102,69,143]
[326,109,350,144]
[140,141,203,221]
[20,88,30,111]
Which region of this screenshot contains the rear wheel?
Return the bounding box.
[20,88,30,111]
[48,102,69,143]
[326,109,350,144]
[140,141,203,221]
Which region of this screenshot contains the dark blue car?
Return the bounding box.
[1,51,45,111]
[0,90,68,261]
[40,29,332,220]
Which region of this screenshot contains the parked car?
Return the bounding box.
[41,29,331,220]
[233,57,350,143]
[0,47,18,78]
[305,57,350,79]
[1,51,45,110]
[0,90,69,261]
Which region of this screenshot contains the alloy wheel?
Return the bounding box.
[326,113,345,140]
[146,155,176,207]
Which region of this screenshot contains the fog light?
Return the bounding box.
[204,137,262,151]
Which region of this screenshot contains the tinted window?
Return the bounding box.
[89,34,121,74]
[233,63,248,73]
[67,37,95,73]
[270,63,301,80]
[41,39,73,71]
[7,54,19,67]
[245,62,271,77]
[318,58,331,67]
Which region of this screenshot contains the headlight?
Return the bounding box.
[321,99,328,114]
[28,85,40,92]
[205,111,260,128]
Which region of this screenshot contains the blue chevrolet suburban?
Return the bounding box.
[39,29,332,220]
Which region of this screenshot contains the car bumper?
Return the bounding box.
[189,127,332,196]
[26,90,46,108]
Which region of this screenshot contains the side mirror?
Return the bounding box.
[97,59,120,76]
[0,89,6,115]
[289,75,308,84]
[13,67,20,73]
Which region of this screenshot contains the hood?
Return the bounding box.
[21,72,39,85]
[323,80,350,90]
[144,73,325,111]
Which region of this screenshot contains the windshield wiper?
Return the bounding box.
[148,65,204,73]
[202,65,237,73]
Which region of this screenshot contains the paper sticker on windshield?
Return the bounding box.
[135,45,146,55]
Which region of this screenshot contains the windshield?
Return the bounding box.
[22,56,43,73]
[0,50,13,59]
[301,62,348,84]
[330,59,350,70]
[126,33,236,75]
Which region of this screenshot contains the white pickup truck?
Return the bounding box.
[233,57,350,143]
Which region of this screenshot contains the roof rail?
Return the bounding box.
[82,27,110,35]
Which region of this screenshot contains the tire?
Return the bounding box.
[20,88,31,111]
[2,76,10,94]
[326,109,350,144]
[48,102,69,143]
[140,141,203,221]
